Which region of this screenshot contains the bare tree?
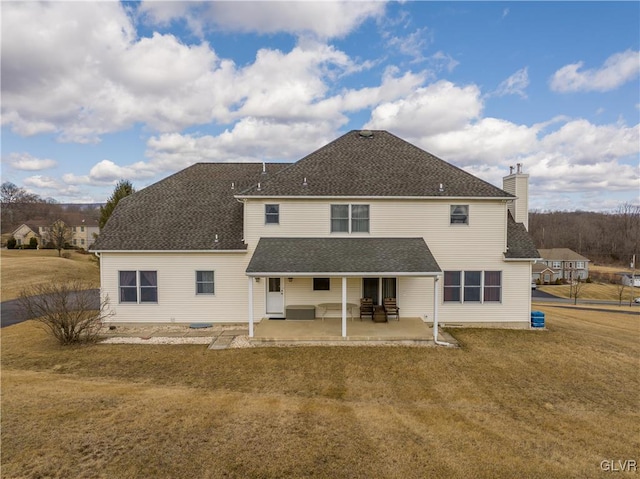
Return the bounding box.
[43,220,72,257]
[569,277,587,305]
[614,282,627,307]
[18,280,111,345]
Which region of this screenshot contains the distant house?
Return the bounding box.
[11,217,99,250]
[535,248,590,282]
[619,273,640,288]
[10,224,40,247]
[38,220,100,249]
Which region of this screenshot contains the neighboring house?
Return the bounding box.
[10,224,40,246]
[532,262,556,284]
[536,248,590,282]
[93,130,540,335]
[619,273,640,287]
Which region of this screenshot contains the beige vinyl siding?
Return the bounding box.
[101,252,250,323]
[244,199,508,261]
[438,262,531,325]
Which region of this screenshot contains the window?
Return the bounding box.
[81,238,85,245]
[119,271,157,303]
[196,271,215,294]
[331,205,349,232]
[576,261,584,269]
[265,204,279,224]
[119,271,138,303]
[484,271,502,302]
[464,271,481,302]
[552,261,561,269]
[450,205,469,224]
[443,271,461,302]
[81,226,85,232]
[73,226,77,232]
[313,278,330,291]
[444,270,502,303]
[331,204,369,233]
[73,239,77,245]
[351,205,370,232]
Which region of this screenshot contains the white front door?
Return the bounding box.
[266,277,284,315]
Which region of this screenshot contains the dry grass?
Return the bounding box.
[539,282,637,302]
[1,248,99,301]
[2,307,638,479]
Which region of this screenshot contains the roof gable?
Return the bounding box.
[239,130,513,198]
[537,248,590,262]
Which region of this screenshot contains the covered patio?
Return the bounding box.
[246,237,447,341]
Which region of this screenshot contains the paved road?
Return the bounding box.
[1,289,100,328]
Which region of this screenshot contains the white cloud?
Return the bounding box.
[364,80,483,137]
[428,51,459,74]
[1,2,385,143]
[139,1,386,39]
[4,152,57,171]
[493,67,529,98]
[550,49,640,93]
[386,27,431,63]
[363,80,639,206]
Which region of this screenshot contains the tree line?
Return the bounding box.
[1,180,134,235]
[529,203,640,265]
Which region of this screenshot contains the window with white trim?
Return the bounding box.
[443,271,461,302]
[576,261,584,269]
[119,271,158,303]
[443,270,502,303]
[331,204,369,233]
[196,271,215,295]
[450,205,469,224]
[552,261,561,268]
[265,204,279,224]
[464,271,481,302]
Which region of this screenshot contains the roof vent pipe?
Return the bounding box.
[214,234,219,243]
[303,177,308,187]
[509,165,514,175]
[438,183,444,192]
[257,182,261,191]
[231,182,235,190]
[262,162,266,174]
[517,163,523,174]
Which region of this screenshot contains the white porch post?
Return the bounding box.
[248,277,254,338]
[341,276,347,338]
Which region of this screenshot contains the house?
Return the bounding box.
[536,248,590,282]
[92,130,540,336]
[10,223,40,247]
[11,218,99,250]
[619,273,640,288]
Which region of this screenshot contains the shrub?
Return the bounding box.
[585,277,592,283]
[555,278,563,285]
[7,237,17,249]
[18,280,112,345]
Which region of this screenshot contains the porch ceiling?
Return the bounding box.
[246,237,441,277]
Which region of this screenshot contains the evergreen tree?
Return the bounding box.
[99,180,135,229]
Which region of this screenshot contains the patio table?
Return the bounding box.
[317,302,358,321]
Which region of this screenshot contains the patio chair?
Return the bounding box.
[383,297,399,321]
[359,298,374,321]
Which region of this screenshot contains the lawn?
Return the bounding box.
[538,282,637,303]
[2,306,638,479]
[1,248,100,301]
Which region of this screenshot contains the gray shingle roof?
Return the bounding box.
[537,248,590,262]
[92,163,288,251]
[246,237,442,275]
[505,213,540,259]
[239,130,514,198]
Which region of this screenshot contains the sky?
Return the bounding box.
[1,1,639,211]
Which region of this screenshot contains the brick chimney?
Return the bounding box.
[502,163,529,230]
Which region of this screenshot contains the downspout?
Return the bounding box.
[433,275,452,347]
